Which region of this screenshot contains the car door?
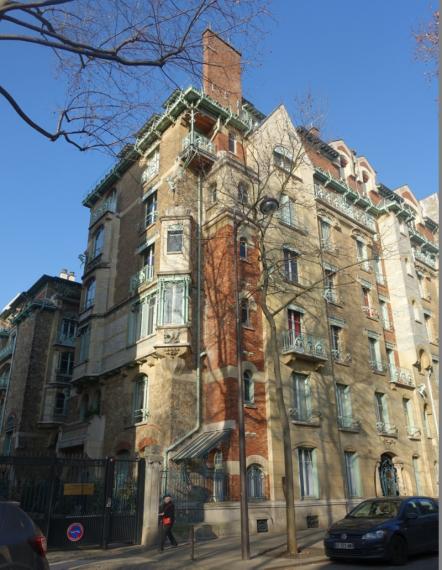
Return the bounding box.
[400,499,424,554]
[416,498,438,551]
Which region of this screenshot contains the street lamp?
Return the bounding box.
[234,196,279,560]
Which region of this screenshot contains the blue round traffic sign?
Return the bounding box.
[66,522,84,542]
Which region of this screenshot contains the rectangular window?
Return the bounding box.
[374,255,384,284]
[336,384,353,427]
[320,220,331,246]
[424,314,433,341]
[241,299,250,326]
[84,279,96,309]
[280,195,295,226]
[59,351,74,375]
[386,348,396,371]
[368,337,382,371]
[141,150,159,183]
[209,183,217,204]
[402,398,416,430]
[356,239,365,261]
[293,374,312,421]
[375,392,390,427]
[330,325,341,357]
[145,191,157,227]
[228,132,236,154]
[167,228,184,253]
[78,326,90,362]
[284,248,298,283]
[361,287,370,308]
[133,377,149,423]
[239,238,248,260]
[130,294,157,343]
[144,244,155,269]
[163,282,185,325]
[345,452,362,497]
[60,318,77,340]
[298,448,318,498]
[380,301,390,329]
[288,309,302,336]
[324,269,337,303]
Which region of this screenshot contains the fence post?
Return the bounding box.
[141,452,163,547]
[101,457,115,549]
[44,456,58,541]
[135,458,146,544]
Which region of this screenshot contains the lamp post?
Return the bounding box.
[234,196,279,561]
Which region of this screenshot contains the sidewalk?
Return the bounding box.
[48,528,327,569]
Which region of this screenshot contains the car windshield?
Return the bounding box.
[348,500,400,518]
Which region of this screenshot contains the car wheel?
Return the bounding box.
[389,535,408,566]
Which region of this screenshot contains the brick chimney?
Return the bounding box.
[202,29,242,114]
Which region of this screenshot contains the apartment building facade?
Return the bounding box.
[0,273,80,455]
[60,31,438,533]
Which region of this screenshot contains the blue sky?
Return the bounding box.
[0,0,437,308]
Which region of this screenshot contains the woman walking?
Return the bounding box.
[158,494,178,551]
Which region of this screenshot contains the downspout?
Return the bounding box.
[163,173,203,469]
[426,368,439,439]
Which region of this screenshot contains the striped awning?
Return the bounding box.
[172,429,231,462]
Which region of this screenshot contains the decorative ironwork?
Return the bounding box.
[337,416,361,431]
[289,408,321,425]
[376,422,398,437]
[389,366,415,388]
[281,331,327,360]
[331,349,352,364]
[362,305,379,319]
[182,132,216,156]
[379,454,400,496]
[130,265,154,291]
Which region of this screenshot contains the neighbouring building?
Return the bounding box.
[0,272,80,455]
[58,30,438,534]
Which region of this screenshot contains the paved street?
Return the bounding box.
[47,529,438,570]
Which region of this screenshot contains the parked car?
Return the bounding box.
[0,501,49,569]
[324,496,438,565]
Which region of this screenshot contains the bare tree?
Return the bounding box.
[414,8,439,80]
[0,0,268,151]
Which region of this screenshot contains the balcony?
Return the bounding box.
[406,426,421,440]
[324,288,341,305]
[130,265,154,292]
[139,210,158,231]
[0,343,13,361]
[39,410,67,424]
[320,239,339,254]
[331,349,352,365]
[369,359,387,373]
[90,196,117,225]
[389,366,415,388]
[376,422,398,437]
[314,183,377,232]
[413,250,437,269]
[281,331,327,361]
[289,408,321,426]
[338,416,361,432]
[408,226,426,246]
[182,132,216,156]
[362,305,379,319]
[55,334,76,348]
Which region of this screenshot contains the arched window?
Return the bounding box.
[239,238,248,260]
[244,370,254,404]
[247,464,264,499]
[240,298,250,326]
[238,182,248,205]
[93,225,105,258]
[54,391,66,415]
[84,278,96,309]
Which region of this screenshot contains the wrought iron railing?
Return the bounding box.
[389,366,415,388]
[331,349,352,364]
[337,416,361,431]
[376,422,398,437]
[289,408,321,424]
[281,331,327,359]
[324,288,341,304]
[369,359,387,373]
[362,305,379,319]
[413,250,437,269]
[130,265,154,291]
[55,334,76,347]
[182,133,216,155]
[90,197,117,225]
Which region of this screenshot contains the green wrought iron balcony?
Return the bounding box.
[389,366,415,388]
[376,422,398,437]
[182,132,216,156]
[413,250,437,269]
[130,265,154,292]
[281,331,327,360]
[90,196,117,225]
[338,416,361,432]
[0,343,13,361]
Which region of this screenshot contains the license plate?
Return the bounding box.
[334,542,354,549]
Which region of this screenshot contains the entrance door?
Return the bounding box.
[379,454,399,496]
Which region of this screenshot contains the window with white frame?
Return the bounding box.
[324,268,337,303]
[336,384,353,428]
[279,194,295,226]
[424,313,433,341]
[380,301,390,329]
[273,145,294,171]
[402,398,416,433]
[78,325,90,362]
[228,132,236,154]
[167,226,184,253]
[298,447,319,498]
[144,190,157,227]
[59,351,74,375]
[60,318,77,340]
[144,243,155,270]
[84,279,96,309]
[344,452,362,497]
[292,373,312,421]
[243,370,254,404]
[283,248,298,283]
[368,336,383,371]
[93,225,104,258]
[373,254,385,284]
[239,238,248,260]
[356,239,369,269]
[162,282,185,325]
[141,150,159,183]
[412,457,423,495]
[129,293,157,343]
[238,182,248,205]
[133,375,149,423]
[374,392,391,431]
[320,219,331,248]
[247,464,264,499]
[386,347,396,372]
[330,325,342,359]
[288,308,302,336]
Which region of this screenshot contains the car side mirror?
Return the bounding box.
[406,512,418,520]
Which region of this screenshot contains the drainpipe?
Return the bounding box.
[426,368,439,439]
[163,173,203,469]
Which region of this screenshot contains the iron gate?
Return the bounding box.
[0,455,145,549]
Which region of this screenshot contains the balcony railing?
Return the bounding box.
[289,408,321,425]
[331,349,352,364]
[338,416,361,431]
[281,331,327,360]
[55,334,76,347]
[133,409,150,424]
[182,132,216,156]
[376,422,398,437]
[320,239,339,254]
[90,196,117,225]
[362,305,379,319]
[314,184,377,232]
[141,210,158,230]
[389,366,415,388]
[0,375,9,389]
[369,359,387,373]
[0,344,13,361]
[130,265,154,291]
[413,250,437,269]
[375,272,386,286]
[324,288,341,305]
[39,410,67,424]
[382,318,393,331]
[406,426,421,440]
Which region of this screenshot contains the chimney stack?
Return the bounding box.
[68,272,76,282]
[202,29,242,114]
[59,269,68,280]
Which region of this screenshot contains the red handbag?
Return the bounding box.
[163,516,172,525]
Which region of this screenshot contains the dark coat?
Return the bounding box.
[159,501,175,525]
